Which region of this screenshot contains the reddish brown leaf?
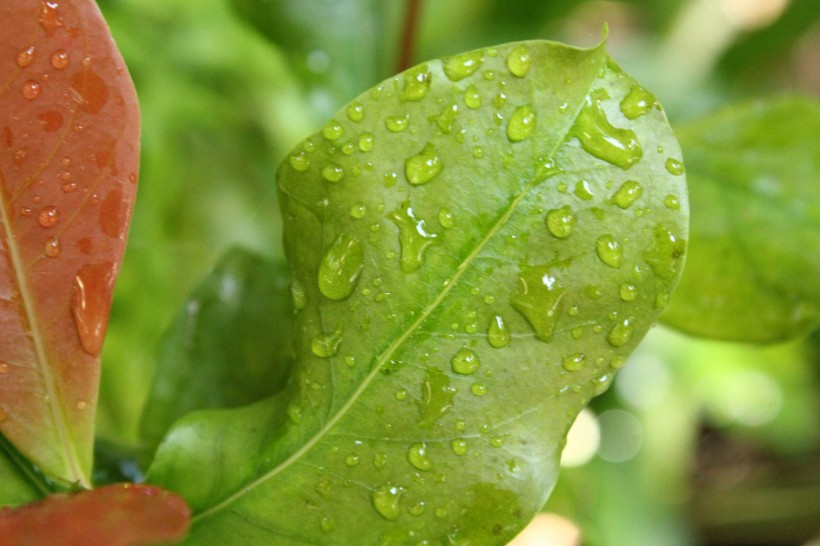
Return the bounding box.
[0,483,190,546]
[0,1,139,485]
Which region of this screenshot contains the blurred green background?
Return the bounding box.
[93,0,819,544]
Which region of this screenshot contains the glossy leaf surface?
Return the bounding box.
[140,247,295,447]
[0,0,139,484]
[148,39,687,545]
[662,97,819,342]
[0,483,189,546]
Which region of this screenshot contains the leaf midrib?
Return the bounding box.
[193,48,605,524]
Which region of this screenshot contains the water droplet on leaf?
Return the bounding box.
[596,235,623,268]
[44,236,60,257]
[611,180,643,209]
[16,46,35,68]
[405,144,443,185]
[289,152,310,172]
[665,158,685,175]
[407,443,433,471]
[322,164,344,182]
[511,266,565,342]
[471,383,489,396]
[451,347,480,375]
[372,483,405,521]
[402,65,431,101]
[607,317,635,347]
[311,328,343,357]
[451,439,468,456]
[487,315,511,348]
[346,101,365,122]
[358,133,375,152]
[417,367,456,427]
[442,50,484,81]
[464,85,482,109]
[387,203,439,273]
[438,208,454,229]
[619,85,658,120]
[51,49,69,69]
[506,44,532,77]
[322,120,344,141]
[562,353,586,372]
[38,206,59,227]
[71,262,116,356]
[318,234,364,301]
[619,283,638,301]
[571,90,642,170]
[22,80,41,100]
[385,113,410,133]
[506,105,536,142]
[642,224,685,280]
[545,205,576,239]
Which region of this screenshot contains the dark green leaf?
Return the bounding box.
[140,248,295,447]
[662,97,820,342]
[148,39,687,545]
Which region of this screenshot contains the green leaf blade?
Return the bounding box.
[662,97,820,342]
[149,39,688,545]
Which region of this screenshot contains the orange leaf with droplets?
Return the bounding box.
[0,483,190,546]
[0,0,139,485]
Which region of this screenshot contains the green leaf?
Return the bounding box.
[662,97,820,342]
[148,39,687,545]
[140,247,295,447]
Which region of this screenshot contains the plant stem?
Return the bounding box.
[397,0,423,73]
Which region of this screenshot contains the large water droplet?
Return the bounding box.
[38,206,59,227]
[451,439,468,456]
[596,235,623,268]
[322,164,344,183]
[562,353,586,372]
[619,283,638,302]
[511,266,565,342]
[607,317,635,347]
[318,234,364,301]
[22,80,42,100]
[311,328,343,357]
[619,85,658,120]
[405,144,443,185]
[574,180,594,201]
[664,195,681,210]
[346,101,365,122]
[545,205,576,239]
[407,442,433,471]
[642,224,685,280]
[464,85,482,109]
[438,208,454,229]
[570,90,642,170]
[417,367,456,427]
[385,113,409,133]
[372,483,405,521]
[16,46,36,68]
[44,236,60,258]
[289,152,310,172]
[39,1,64,36]
[611,180,643,209]
[51,49,69,69]
[487,315,511,348]
[387,203,438,273]
[432,104,458,134]
[71,262,116,356]
[359,133,375,152]
[451,347,480,375]
[442,50,484,81]
[506,44,531,77]
[506,105,536,143]
[402,65,431,101]
[471,383,489,396]
[322,120,344,141]
[665,158,685,176]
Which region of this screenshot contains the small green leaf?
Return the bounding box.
[148,39,687,545]
[140,248,295,447]
[662,97,820,342]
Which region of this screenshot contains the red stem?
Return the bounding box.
[396,0,423,73]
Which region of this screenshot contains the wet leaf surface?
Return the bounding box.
[0,0,139,484]
[0,483,189,546]
[148,39,687,545]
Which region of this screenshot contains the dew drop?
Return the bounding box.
[664,194,681,210]
[607,317,635,347]
[39,1,64,36]
[619,85,658,120]
[350,202,367,219]
[611,180,643,209]
[51,49,69,69]
[487,315,511,348]
[665,158,685,176]
[38,206,59,227]
[545,205,576,239]
[346,101,365,122]
[358,133,375,152]
[318,234,364,301]
[44,236,60,257]
[405,144,443,185]
[432,103,458,134]
[408,502,426,516]
[17,46,36,68]
[619,283,638,301]
[506,104,536,143]
[471,383,489,396]
[372,483,405,521]
[289,152,310,172]
[322,164,344,182]
[71,262,116,356]
[442,50,484,81]
[574,180,594,201]
[417,367,456,428]
[463,85,482,110]
[506,44,531,77]
[451,347,480,375]
[438,208,454,229]
[345,454,360,467]
[401,65,431,101]
[407,442,433,471]
[451,439,468,456]
[570,90,642,170]
[642,224,686,280]
[596,235,623,268]
[311,328,343,358]
[387,203,439,273]
[322,120,344,141]
[562,353,586,372]
[22,80,42,100]
[511,266,565,342]
[385,113,410,133]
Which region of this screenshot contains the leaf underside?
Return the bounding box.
[148,39,688,545]
[0,0,139,484]
[662,96,820,343]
